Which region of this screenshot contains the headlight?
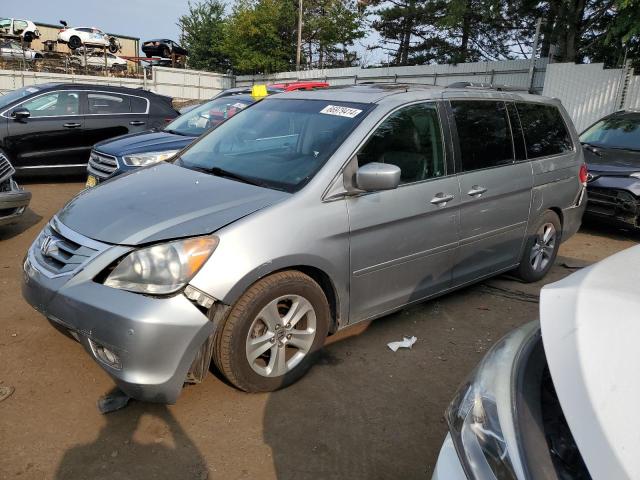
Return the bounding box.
[104,237,218,294]
[122,150,179,167]
[446,323,538,480]
[630,172,640,179]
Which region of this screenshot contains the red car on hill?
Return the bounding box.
[269,81,330,91]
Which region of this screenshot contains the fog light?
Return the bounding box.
[184,285,215,309]
[89,339,122,369]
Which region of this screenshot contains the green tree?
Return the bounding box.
[177,0,230,72]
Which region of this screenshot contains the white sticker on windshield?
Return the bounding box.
[25,87,39,93]
[232,102,248,109]
[320,105,362,118]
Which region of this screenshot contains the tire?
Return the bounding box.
[515,210,561,283]
[23,32,34,43]
[108,43,118,54]
[213,271,330,392]
[162,47,171,59]
[68,36,81,50]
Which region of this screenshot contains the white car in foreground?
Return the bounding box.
[57,27,120,53]
[433,246,639,479]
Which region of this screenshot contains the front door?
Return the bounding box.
[347,102,460,322]
[5,90,86,170]
[448,99,533,286]
[83,92,149,148]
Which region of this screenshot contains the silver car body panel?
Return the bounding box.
[22,85,586,402]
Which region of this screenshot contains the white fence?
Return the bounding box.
[237,58,548,92]
[0,67,233,100]
[542,62,640,132]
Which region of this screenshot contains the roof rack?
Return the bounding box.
[447,81,532,93]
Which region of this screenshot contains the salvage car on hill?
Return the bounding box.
[0,154,30,226]
[0,40,43,62]
[0,18,40,43]
[0,83,178,175]
[142,39,188,58]
[23,84,585,403]
[58,26,121,53]
[432,245,640,480]
[580,109,640,229]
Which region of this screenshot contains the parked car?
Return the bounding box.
[22,84,586,403]
[580,109,640,229]
[432,245,640,480]
[269,81,330,91]
[0,153,30,226]
[0,18,40,43]
[142,39,188,58]
[71,51,128,69]
[0,83,178,175]
[0,40,43,62]
[58,27,120,53]
[86,92,257,186]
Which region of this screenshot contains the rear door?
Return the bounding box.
[447,99,533,286]
[83,91,149,147]
[5,90,86,170]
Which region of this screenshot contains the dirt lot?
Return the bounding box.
[0,181,636,480]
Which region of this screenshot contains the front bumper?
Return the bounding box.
[585,175,640,228]
[432,434,467,480]
[21,222,214,403]
[0,179,31,226]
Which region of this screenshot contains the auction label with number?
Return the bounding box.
[319,105,362,118]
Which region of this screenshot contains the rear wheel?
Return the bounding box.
[23,32,34,43]
[515,211,561,282]
[162,47,171,58]
[213,271,330,392]
[68,36,81,49]
[108,42,119,54]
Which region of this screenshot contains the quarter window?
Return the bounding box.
[451,100,514,172]
[130,96,148,114]
[516,103,573,158]
[88,93,130,114]
[21,92,80,117]
[358,103,446,184]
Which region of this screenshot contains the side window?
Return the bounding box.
[21,92,80,117]
[516,103,573,158]
[14,21,27,33]
[358,103,446,184]
[88,93,131,114]
[451,100,514,172]
[130,97,148,114]
[506,102,527,161]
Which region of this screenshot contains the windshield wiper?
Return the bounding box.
[186,165,263,187]
[164,128,189,136]
[581,142,602,157]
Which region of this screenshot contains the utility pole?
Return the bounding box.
[296,0,303,71]
[527,17,542,93]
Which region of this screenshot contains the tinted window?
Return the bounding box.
[88,93,130,114]
[506,102,527,161]
[130,96,148,114]
[452,100,514,171]
[516,103,573,158]
[358,103,445,184]
[22,91,80,117]
[580,113,640,150]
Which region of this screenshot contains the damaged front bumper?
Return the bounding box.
[21,219,215,403]
[586,175,640,228]
[0,178,31,226]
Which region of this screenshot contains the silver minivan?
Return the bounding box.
[22,84,586,403]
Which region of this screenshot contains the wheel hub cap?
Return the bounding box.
[530,222,556,272]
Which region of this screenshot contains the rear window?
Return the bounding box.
[516,103,573,158]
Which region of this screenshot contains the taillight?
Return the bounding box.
[579,163,588,186]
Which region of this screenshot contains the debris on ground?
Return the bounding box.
[0,385,15,403]
[387,336,417,352]
[97,389,131,414]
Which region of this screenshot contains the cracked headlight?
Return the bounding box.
[104,237,218,294]
[122,150,180,167]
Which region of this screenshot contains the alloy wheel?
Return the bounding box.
[530,222,556,272]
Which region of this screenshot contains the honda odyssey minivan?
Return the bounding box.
[22,84,586,403]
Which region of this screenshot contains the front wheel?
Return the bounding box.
[515,211,561,282]
[213,271,330,392]
[68,36,81,49]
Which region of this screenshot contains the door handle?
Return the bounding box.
[129,121,146,126]
[430,193,455,207]
[63,122,81,128]
[467,185,488,197]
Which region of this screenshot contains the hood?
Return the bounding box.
[95,130,195,157]
[584,145,640,175]
[540,246,640,480]
[57,163,289,245]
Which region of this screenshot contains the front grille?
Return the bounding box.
[87,150,118,179]
[32,220,101,277]
[0,153,15,184]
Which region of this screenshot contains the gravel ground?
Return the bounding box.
[0,181,636,480]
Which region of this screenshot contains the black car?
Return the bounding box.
[580,109,640,228]
[142,39,188,58]
[86,93,257,185]
[0,83,178,175]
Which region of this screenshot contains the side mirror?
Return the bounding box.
[356,162,401,192]
[11,108,30,120]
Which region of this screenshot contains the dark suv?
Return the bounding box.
[0,83,178,175]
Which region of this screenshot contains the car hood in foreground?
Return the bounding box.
[57,163,289,245]
[95,130,195,157]
[584,145,640,174]
[540,245,640,479]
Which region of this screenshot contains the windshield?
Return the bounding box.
[176,98,371,192]
[166,96,255,136]
[0,85,41,110]
[580,114,640,151]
